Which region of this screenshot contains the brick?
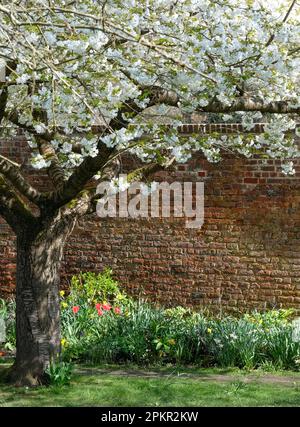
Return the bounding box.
[244,178,258,184]
[1,133,300,315]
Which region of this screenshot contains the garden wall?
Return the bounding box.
[1,124,300,314]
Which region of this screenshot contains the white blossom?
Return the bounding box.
[0,0,298,176]
[281,161,295,176]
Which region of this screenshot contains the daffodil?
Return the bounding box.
[59,290,65,297]
[207,328,212,334]
[61,338,67,347]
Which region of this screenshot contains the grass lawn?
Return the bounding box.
[0,363,300,407]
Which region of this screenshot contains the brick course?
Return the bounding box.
[1,124,300,314]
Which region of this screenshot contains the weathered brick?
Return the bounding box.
[1,133,300,314]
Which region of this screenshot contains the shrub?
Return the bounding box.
[66,269,130,309]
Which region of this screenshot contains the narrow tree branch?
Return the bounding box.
[87,157,177,214]
[265,0,298,48]
[0,154,20,168]
[127,157,176,183]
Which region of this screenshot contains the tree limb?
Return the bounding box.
[0,61,17,124]
[201,98,300,114]
[4,110,67,188]
[0,86,8,125]
[50,140,115,207]
[145,86,300,114]
[0,156,46,205]
[0,174,36,232]
[121,83,300,114]
[36,136,67,188]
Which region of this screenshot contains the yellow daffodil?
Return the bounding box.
[168,339,176,345]
[207,328,212,334]
[59,290,65,297]
[61,338,67,347]
[61,301,68,309]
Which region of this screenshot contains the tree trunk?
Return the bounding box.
[8,217,75,386]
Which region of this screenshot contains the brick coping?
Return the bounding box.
[1,123,299,137]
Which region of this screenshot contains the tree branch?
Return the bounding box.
[50,140,115,207]
[127,157,176,183]
[4,110,67,188]
[0,156,46,205]
[35,136,67,188]
[0,174,36,232]
[4,110,52,140]
[265,0,298,48]
[0,61,17,124]
[201,98,300,114]
[121,82,300,114]
[0,86,8,125]
[144,86,300,114]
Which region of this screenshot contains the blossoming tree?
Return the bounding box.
[0,0,299,385]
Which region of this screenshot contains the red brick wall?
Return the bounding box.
[1,126,300,314]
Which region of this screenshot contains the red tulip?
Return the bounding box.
[95,303,101,310]
[114,307,121,315]
[97,309,103,316]
[72,305,80,314]
[102,303,111,311]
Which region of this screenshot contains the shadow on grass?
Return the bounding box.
[0,363,12,384]
[1,362,300,407]
[78,363,238,377]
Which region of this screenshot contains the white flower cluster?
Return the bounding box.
[31,154,51,170]
[0,0,298,174]
[281,161,295,176]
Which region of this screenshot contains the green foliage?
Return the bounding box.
[60,270,131,361]
[1,272,300,373]
[67,269,130,308]
[60,274,300,370]
[45,361,73,387]
[243,309,295,328]
[0,298,16,352]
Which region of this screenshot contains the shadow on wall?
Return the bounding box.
[59,159,300,314]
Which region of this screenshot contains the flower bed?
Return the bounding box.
[1,270,300,370]
[59,271,300,370]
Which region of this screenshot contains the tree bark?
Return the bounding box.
[7,216,75,386]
